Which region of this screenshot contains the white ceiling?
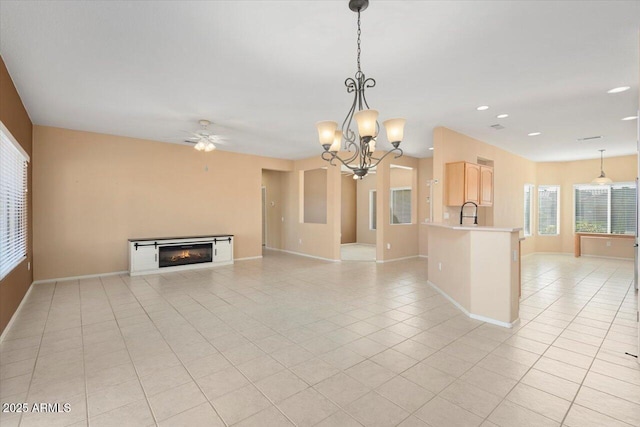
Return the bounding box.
[1,1,639,162]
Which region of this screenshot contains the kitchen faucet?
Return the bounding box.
[460,201,478,225]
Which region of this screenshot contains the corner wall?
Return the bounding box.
[0,56,33,335]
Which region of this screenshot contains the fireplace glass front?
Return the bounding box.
[158,243,213,268]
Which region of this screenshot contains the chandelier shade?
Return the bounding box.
[316,0,405,178]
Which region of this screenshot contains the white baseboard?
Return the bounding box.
[418,255,428,259]
[268,248,339,262]
[32,270,128,284]
[0,282,35,343]
[427,280,517,328]
[376,255,419,263]
[236,255,263,261]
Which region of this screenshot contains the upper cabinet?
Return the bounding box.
[446,161,493,207]
[480,165,493,206]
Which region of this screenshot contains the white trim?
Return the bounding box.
[32,270,128,285]
[0,121,30,161]
[427,280,517,328]
[235,255,263,261]
[0,282,34,343]
[418,255,428,258]
[376,255,419,263]
[268,248,339,262]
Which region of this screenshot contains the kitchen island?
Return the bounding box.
[426,223,521,327]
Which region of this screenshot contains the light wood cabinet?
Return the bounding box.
[480,165,493,206]
[446,161,493,207]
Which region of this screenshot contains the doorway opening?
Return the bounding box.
[341,170,376,261]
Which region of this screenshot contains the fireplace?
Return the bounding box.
[158,243,213,268]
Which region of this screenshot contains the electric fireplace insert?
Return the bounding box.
[158,243,213,268]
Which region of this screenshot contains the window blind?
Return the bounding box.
[574,182,636,235]
[574,185,609,233]
[391,188,411,224]
[538,185,559,235]
[524,184,533,237]
[611,184,636,234]
[0,126,29,280]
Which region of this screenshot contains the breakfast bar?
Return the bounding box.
[426,223,521,327]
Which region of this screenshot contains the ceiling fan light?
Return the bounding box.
[204,142,216,152]
[354,109,379,138]
[194,141,206,151]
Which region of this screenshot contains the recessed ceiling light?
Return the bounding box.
[476,105,489,111]
[528,132,541,136]
[428,147,434,150]
[496,114,509,119]
[607,86,630,94]
[622,116,638,121]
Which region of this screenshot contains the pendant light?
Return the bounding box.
[592,149,612,185]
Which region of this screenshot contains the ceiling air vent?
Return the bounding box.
[490,124,505,130]
[577,136,603,142]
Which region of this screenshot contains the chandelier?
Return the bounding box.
[316,0,405,179]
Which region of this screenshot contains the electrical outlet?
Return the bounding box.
[386,243,391,250]
[606,241,611,247]
[444,212,450,219]
[281,216,284,222]
[438,262,442,271]
[28,261,31,270]
[513,250,518,261]
[299,238,302,245]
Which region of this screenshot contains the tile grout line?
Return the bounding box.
[481,260,626,426]
[559,279,636,426]
[97,275,160,426]
[134,273,297,427]
[16,282,56,427]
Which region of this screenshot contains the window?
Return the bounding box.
[524,184,534,237]
[369,190,377,230]
[390,188,411,224]
[574,183,636,234]
[0,123,29,280]
[538,185,559,235]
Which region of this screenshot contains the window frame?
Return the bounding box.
[573,182,636,235]
[537,185,560,236]
[524,184,534,237]
[369,189,377,230]
[0,121,30,281]
[390,186,412,225]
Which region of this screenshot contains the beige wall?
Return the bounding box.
[303,168,328,224]
[0,56,33,335]
[377,155,419,261]
[356,173,376,244]
[433,127,538,255]
[33,126,292,280]
[282,156,341,260]
[536,155,637,258]
[261,169,286,249]
[341,175,356,244]
[418,157,434,257]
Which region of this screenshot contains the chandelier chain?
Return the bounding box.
[356,10,361,74]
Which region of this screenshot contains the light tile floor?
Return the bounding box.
[0,251,638,427]
[341,244,376,262]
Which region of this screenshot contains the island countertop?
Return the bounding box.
[426,222,522,233]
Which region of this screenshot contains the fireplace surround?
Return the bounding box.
[128,235,233,276]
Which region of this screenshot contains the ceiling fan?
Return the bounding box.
[184,120,224,152]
